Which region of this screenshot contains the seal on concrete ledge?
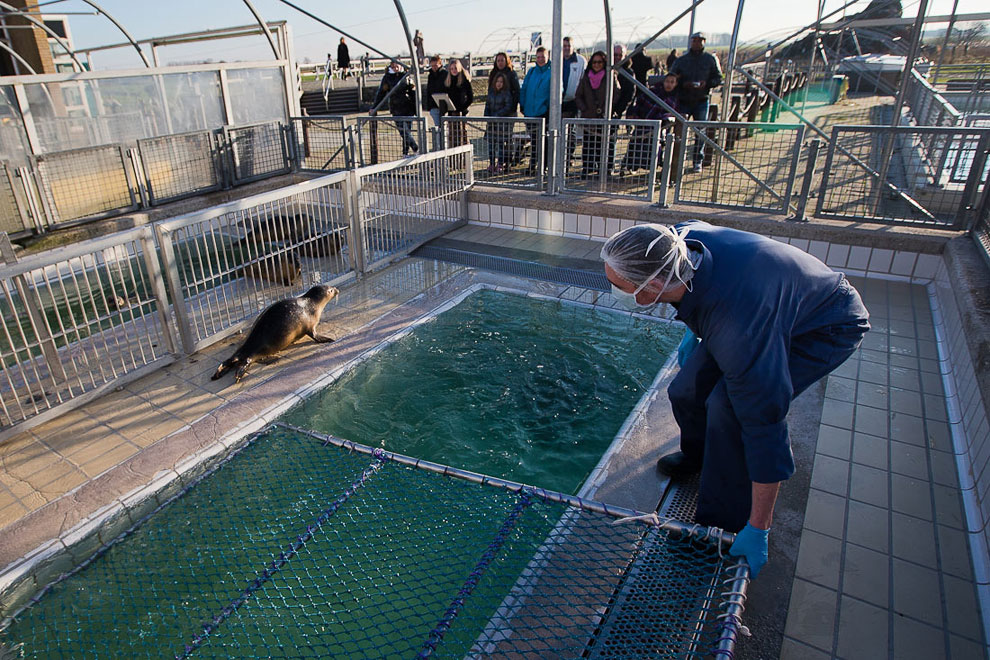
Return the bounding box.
[237,252,302,287]
[211,284,339,383]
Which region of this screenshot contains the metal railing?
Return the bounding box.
[289,116,352,173]
[560,118,661,201]
[34,144,139,227]
[137,129,222,206]
[0,226,175,428]
[905,70,962,129]
[439,116,544,190]
[815,124,990,228]
[354,116,427,167]
[674,121,804,215]
[223,121,292,186]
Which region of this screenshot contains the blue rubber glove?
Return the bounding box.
[676,328,700,367]
[729,523,770,578]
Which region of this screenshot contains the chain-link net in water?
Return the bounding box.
[1,425,748,658]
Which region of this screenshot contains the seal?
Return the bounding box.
[211,284,339,383]
[237,252,301,286]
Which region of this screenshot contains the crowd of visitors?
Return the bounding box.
[364,29,722,176]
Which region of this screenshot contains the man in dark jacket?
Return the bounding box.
[630,44,653,87]
[670,32,722,172]
[423,55,446,128]
[372,61,418,155]
[337,38,351,79]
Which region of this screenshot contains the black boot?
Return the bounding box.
[657,451,701,478]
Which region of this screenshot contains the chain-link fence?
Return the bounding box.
[815,125,990,228]
[223,121,292,186]
[0,422,750,658]
[0,227,174,428]
[34,144,139,227]
[440,116,544,189]
[289,116,351,173]
[674,121,805,214]
[355,116,427,167]
[561,119,661,200]
[137,130,222,205]
[356,145,472,272]
[156,176,353,353]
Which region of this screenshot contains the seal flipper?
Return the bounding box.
[212,356,242,381]
[234,356,254,383]
[307,329,335,343]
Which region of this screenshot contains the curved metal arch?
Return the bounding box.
[0,37,37,74]
[604,0,614,122]
[392,0,422,118]
[75,0,150,67]
[240,0,282,59]
[0,1,85,70]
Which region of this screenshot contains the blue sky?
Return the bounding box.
[51,0,987,69]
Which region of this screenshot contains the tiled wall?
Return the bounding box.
[466,203,945,283]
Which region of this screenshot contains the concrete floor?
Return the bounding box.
[0,223,985,658]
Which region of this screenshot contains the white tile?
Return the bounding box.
[912,253,940,281]
[847,246,871,270]
[478,204,490,223]
[809,240,830,262]
[514,206,526,228]
[577,214,591,236]
[605,217,621,237]
[564,213,578,234]
[538,209,551,231]
[869,248,893,273]
[826,244,850,268]
[789,238,810,252]
[591,216,606,237]
[526,207,540,229]
[620,218,635,231]
[771,235,788,244]
[549,211,564,234]
[468,202,479,221]
[890,251,918,277]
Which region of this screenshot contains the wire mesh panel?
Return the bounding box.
[156,175,352,353]
[223,121,291,186]
[0,423,749,658]
[674,121,804,214]
[905,70,962,129]
[0,164,29,236]
[440,116,544,189]
[355,116,427,167]
[561,119,660,200]
[0,227,173,429]
[289,116,351,172]
[137,130,222,205]
[34,145,137,226]
[815,125,990,228]
[356,145,472,272]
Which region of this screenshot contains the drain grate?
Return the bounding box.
[658,474,700,523]
[413,245,610,291]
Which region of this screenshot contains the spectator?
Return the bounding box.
[362,52,370,75]
[484,72,515,174]
[414,30,426,68]
[487,52,520,115]
[561,36,586,165]
[337,37,351,79]
[630,43,653,87]
[666,49,678,71]
[423,55,446,127]
[670,32,722,173]
[612,44,635,118]
[574,50,619,179]
[520,46,551,174]
[371,60,418,155]
[443,59,473,146]
[623,72,680,173]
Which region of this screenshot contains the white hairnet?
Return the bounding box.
[600,223,696,293]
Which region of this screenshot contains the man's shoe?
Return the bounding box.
[657,451,701,478]
[692,163,703,174]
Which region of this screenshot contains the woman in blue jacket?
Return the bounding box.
[519,47,551,174]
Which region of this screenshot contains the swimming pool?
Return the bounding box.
[283,287,678,494]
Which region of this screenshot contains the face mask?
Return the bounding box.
[610,283,661,311]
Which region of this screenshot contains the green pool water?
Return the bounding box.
[1,288,679,658]
[282,288,678,494]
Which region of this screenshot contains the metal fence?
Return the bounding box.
[0,226,174,428]
[905,70,962,129]
[440,116,544,190]
[34,144,139,227]
[289,116,352,173]
[816,125,990,228]
[561,118,661,201]
[223,121,292,186]
[674,121,804,214]
[354,145,473,272]
[0,165,29,236]
[137,130,222,205]
[354,116,427,167]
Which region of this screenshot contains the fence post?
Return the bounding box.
[537,119,547,194]
[781,125,806,215]
[15,167,46,234]
[673,121,689,205]
[656,130,675,208]
[956,131,990,230]
[154,225,196,354]
[813,128,840,218]
[343,170,367,276]
[645,123,661,204]
[5,165,35,234]
[545,128,558,195]
[138,228,177,355]
[127,148,149,209]
[791,138,822,221]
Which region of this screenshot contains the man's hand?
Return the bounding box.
[729,523,769,577]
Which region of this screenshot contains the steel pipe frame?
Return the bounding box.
[0,1,84,70]
[75,0,151,67]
